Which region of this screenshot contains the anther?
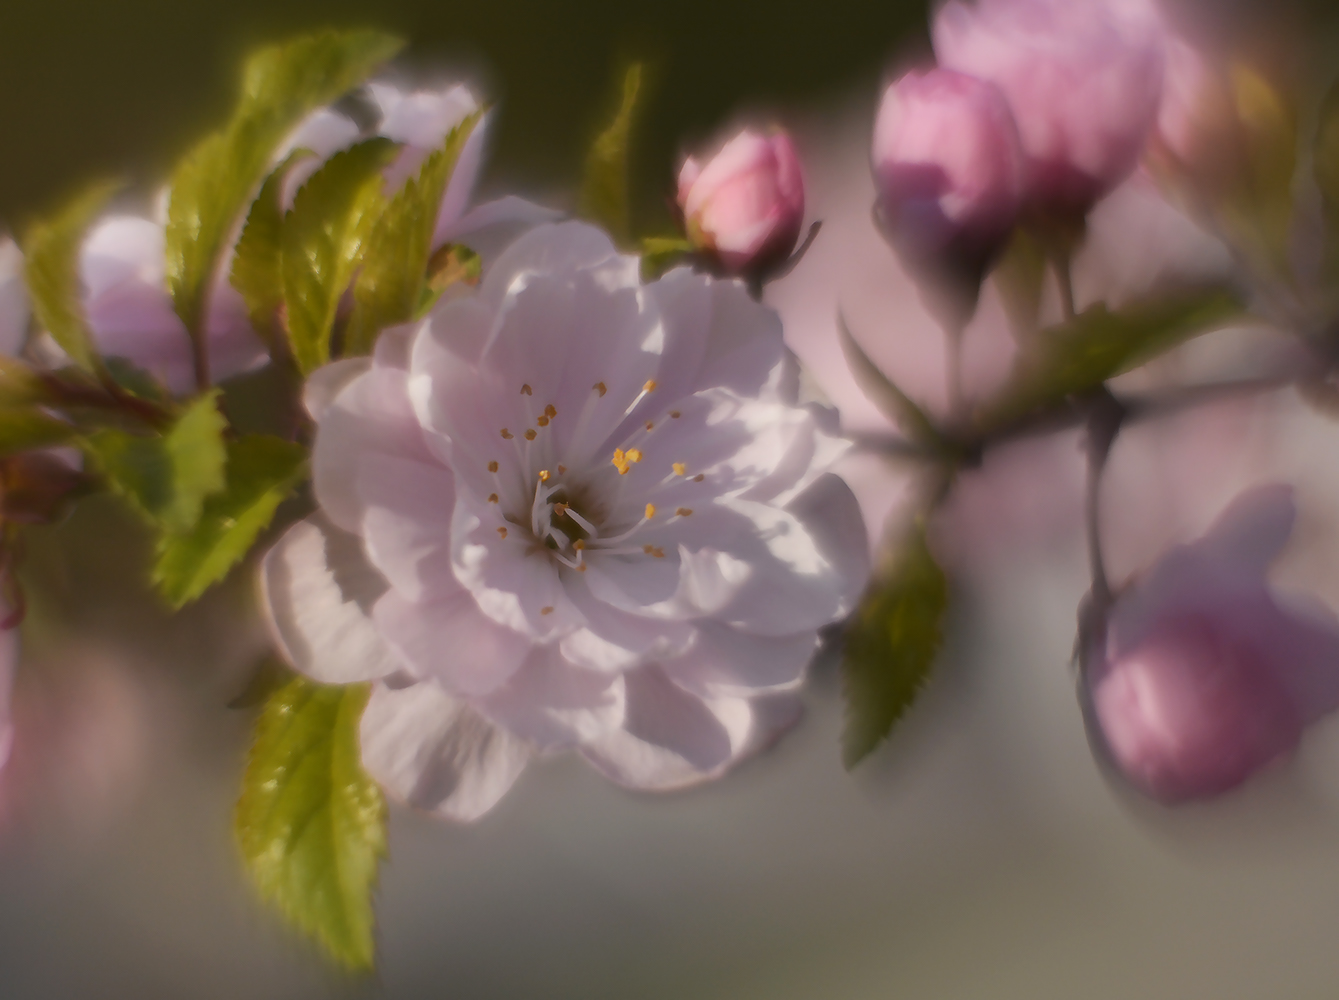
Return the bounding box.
[675,507,693,517]
[693,474,705,482]
[544,404,557,418]
[626,448,643,464]
[642,544,666,558]
[670,410,681,419]
[645,503,657,519]
[541,606,554,616]
[644,379,658,392]
[594,382,607,397]
[521,384,533,396]
[524,429,537,441]
[672,462,686,476]
[537,415,550,427]
[500,429,513,440]
[488,461,499,473]
[573,540,586,551]
[645,421,654,431]
[497,527,508,539]
[539,470,551,482]
[558,464,567,475]
[488,493,499,503]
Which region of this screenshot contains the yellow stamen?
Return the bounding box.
[643,379,658,392]
[538,470,551,482]
[626,448,643,464]
[488,493,499,504]
[612,449,631,475]
[645,503,657,519]
[537,415,550,427]
[521,384,533,396]
[645,421,655,431]
[573,540,586,551]
[488,461,499,473]
[672,462,686,476]
[553,502,569,516]
[675,507,693,517]
[643,544,665,558]
[594,381,607,397]
[501,429,514,440]
[693,474,705,482]
[544,404,557,418]
[558,464,567,475]
[524,429,537,441]
[669,410,681,419]
[541,606,554,616]
[497,527,508,539]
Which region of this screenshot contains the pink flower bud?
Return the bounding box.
[934,0,1165,215]
[872,68,1025,275]
[677,129,805,275]
[1088,486,1339,803]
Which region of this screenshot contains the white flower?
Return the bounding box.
[263,221,870,819]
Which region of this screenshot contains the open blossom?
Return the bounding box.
[934,0,1165,214]
[872,68,1025,283]
[67,83,501,394]
[678,129,806,275]
[263,221,868,818]
[1088,486,1339,803]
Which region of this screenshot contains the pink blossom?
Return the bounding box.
[678,129,806,275]
[934,0,1166,214]
[262,221,869,819]
[872,68,1025,273]
[1089,486,1339,803]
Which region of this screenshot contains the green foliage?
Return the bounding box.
[84,389,227,532]
[281,138,399,374]
[22,180,120,375]
[0,410,77,456]
[1226,65,1297,270]
[236,676,386,971]
[640,235,695,280]
[992,227,1047,341]
[230,149,314,345]
[1314,78,1339,279]
[842,523,948,769]
[154,434,307,608]
[344,112,483,357]
[165,30,402,373]
[838,315,950,452]
[579,63,643,245]
[981,288,1243,430]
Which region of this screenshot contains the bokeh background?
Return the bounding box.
[6,0,1339,997]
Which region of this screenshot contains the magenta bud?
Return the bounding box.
[1087,486,1339,804]
[934,0,1165,216]
[677,128,806,277]
[872,68,1025,285]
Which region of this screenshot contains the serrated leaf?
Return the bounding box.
[84,389,226,531]
[166,30,402,375]
[344,112,483,357]
[23,180,120,375]
[0,409,77,456]
[838,314,950,451]
[236,675,386,971]
[980,288,1243,430]
[842,524,948,769]
[579,64,642,245]
[281,138,399,375]
[154,434,306,607]
[230,149,315,344]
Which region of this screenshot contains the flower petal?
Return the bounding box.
[357,451,457,603]
[477,644,625,749]
[360,679,531,822]
[260,515,401,684]
[578,664,753,790]
[659,621,818,698]
[0,237,29,357]
[373,588,532,696]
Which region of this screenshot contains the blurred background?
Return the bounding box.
[7,0,1339,997]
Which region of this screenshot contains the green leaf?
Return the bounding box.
[838,314,949,451]
[23,180,120,375]
[578,63,643,245]
[84,389,227,531]
[281,138,399,375]
[842,524,948,769]
[0,409,77,456]
[230,149,315,344]
[236,675,386,971]
[344,111,483,357]
[980,288,1243,430]
[165,30,402,362]
[154,434,307,607]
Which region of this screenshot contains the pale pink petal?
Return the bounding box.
[477,644,626,749]
[360,679,531,822]
[659,621,818,698]
[260,515,402,684]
